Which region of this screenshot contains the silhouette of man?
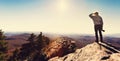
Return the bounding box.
[89,12,105,43]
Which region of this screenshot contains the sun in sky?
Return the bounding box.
[58,0,69,12]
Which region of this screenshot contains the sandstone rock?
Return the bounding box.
[106,53,120,61]
[44,37,76,59]
[49,42,120,61]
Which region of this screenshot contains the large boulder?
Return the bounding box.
[43,37,76,59]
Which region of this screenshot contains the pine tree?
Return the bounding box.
[27,33,36,43]
[8,32,50,61]
[0,30,8,61]
[14,33,37,60]
[36,32,43,48]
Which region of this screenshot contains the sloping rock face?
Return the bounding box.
[106,53,120,61]
[49,42,120,61]
[44,37,76,59]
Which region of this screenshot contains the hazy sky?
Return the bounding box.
[0,0,120,34]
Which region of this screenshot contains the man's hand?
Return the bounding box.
[89,13,93,18]
[102,30,105,32]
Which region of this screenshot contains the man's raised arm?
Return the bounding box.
[89,13,93,18]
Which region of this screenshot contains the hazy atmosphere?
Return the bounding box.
[1,0,120,61]
[0,0,120,34]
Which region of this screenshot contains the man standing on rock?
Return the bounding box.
[89,12,105,43]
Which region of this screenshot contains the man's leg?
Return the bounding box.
[94,25,99,43]
[95,30,99,43]
[99,30,103,42]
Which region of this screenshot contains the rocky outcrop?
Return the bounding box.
[107,53,120,61]
[49,42,120,61]
[43,37,76,59]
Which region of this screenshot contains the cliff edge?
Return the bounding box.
[49,42,120,61]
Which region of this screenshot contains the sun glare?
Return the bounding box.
[58,0,69,12]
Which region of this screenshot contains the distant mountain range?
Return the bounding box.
[5,32,120,50]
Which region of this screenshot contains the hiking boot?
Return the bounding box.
[99,42,102,44]
[100,41,105,43]
[95,40,99,43]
